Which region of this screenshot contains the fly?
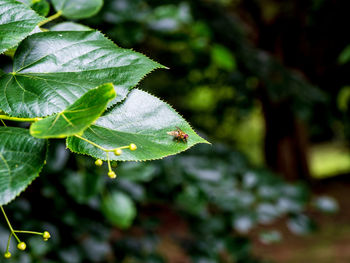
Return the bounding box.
[167,127,189,143]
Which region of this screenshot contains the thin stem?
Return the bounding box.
[1,207,14,233]
[14,230,43,236]
[118,146,130,150]
[1,120,7,127]
[74,135,132,153]
[38,10,62,27]
[0,115,39,122]
[0,206,20,243]
[106,152,112,173]
[6,233,12,253]
[74,135,108,151]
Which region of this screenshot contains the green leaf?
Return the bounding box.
[0,0,44,54]
[52,0,103,19]
[0,31,164,118]
[30,83,116,138]
[0,127,47,205]
[31,0,50,17]
[101,191,136,229]
[67,89,209,161]
[50,22,92,31]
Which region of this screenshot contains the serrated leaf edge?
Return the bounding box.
[0,30,167,117]
[0,138,48,206]
[66,88,210,162]
[0,0,45,55]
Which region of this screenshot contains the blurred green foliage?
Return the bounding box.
[1,142,334,263]
[0,0,347,261]
[310,143,350,178]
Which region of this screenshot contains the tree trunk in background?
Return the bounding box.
[195,0,312,181]
[260,86,310,181]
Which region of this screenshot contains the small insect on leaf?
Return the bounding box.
[167,127,189,143]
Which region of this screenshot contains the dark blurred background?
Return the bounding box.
[1,0,350,262]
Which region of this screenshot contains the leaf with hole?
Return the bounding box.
[0,127,47,205]
[67,89,209,161]
[0,31,164,118]
[30,83,116,138]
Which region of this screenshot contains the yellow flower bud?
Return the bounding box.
[43,231,51,241]
[114,148,122,156]
[129,143,137,151]
[4,252,11,258]
[108,171,116,179]
[95,159,103,166]
[17,242,26,251]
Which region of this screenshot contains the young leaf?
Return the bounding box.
[0,127,47,205]
[30,83,116,139]
[0,0,44,54]
[0,31,164,118]
[52,0,103,20]
[67,89,209,161]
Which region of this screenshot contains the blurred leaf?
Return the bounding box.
[82,237,111,262]
[28,235,51,256]
[176,185,207,215]
[337,86,350,112]
[256,203,280,224]
[276,197,304,213]
[45,142,70,172]
[64,171,104,204]
[117,179,146,202]
[287,214,315,235]
[118,162,158,182]
[313,196,339,214]
[257,185,280,201]
[259,230,282,245]
[311,143,350,178]
[232,214,256,233]
[225,237,252,262]
[59,246,82,263]
[148,3,192,32]
[101,191,136,229]
[211,44,236,71]
[52,0,103,19]
[242,172,258,189]
[338,45,350,64]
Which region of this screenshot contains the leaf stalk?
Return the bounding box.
[38,10,62,27]
[0,115,41,122]
[0,206,21,243]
